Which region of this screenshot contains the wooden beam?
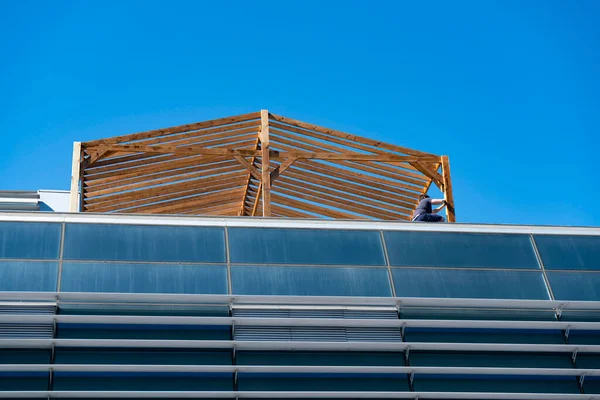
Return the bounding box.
[441,156,456,223]
[260,110,271,217]
[270,132,428,187]
[239,137,261,216]
[251,182,262,217]
[410,161,444,189]
[128,121,260,147]
[269,125,428,178]
[87,146,111,165]
[269,113,440,158]
[83,111,261,147]
[69,142,82,212]
[234,154,261,181]
[91,143,439,164]
[270,157,298,183]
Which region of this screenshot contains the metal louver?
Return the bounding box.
[233,306,401,342]
[0,302,56,338]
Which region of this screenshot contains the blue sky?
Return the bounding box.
[1,1,598,226]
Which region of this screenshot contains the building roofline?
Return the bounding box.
[0,211,598,236]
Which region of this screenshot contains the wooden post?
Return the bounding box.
[69,142,82,212]
[441,155,455,222]
[260,110,271,217]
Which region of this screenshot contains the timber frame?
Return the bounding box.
[70,110,455,222]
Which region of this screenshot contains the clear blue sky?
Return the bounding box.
[1,1,598,226]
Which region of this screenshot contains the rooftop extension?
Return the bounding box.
[71,110,454,221]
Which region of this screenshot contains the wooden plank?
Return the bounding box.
[234,154,261,181]
[83,112,261,147]
[181,203,243,216]
[270,157,298,183]
[271,193,360,220]
[143,188,244,215]
[86,172,246,212]
[87,134,259,172]
[274,151,436,163]
[441,155,456,223]
[271,204,316,219]
[284,169,414,211]
[410,161,444,189]
[83,138,254,179]
[99,144,259,158]
[296,159,422,199]
[69,142,82,212]
[269,126,428,180]
[85,163,243,198]
[260,110,271,217]
[269,113,440,158]
[85,158,235,189]
[276,179,407,220]
[239,137,261,216]
[279,172,413,215]
[270,132,428,187]
[129,121,260,147]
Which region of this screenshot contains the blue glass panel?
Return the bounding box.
[547,272,600,301]
[238,375,409,391]
[53,373,232,390]
[61,262,227,294]
[228,228,385,266]
[587,377,600,394]
[404,329,564,344]
[411,352,572,368]
[0,375,48,390]
[0,261,58,291]
[0,350,50,364]
[56,349,231,365]
[0,222,61,259]
[414,376,579,394]
[392,268,549,299]
[63,223,225,262]
[384,231,539,269]
[231,266,391,296]
[534,234,600,270]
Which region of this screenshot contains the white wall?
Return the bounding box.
[38,190,70,212]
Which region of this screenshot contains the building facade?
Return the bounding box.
[1,212,600,399]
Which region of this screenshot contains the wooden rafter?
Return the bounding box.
[74,110,456,221]
[239,137,261,216]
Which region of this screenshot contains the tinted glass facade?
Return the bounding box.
[1,214,599,399]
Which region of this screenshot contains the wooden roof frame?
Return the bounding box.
[70,110,455,222]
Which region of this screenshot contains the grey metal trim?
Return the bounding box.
[2,338,600,353]
[0,391,596,399]
[1,211,600,236]
[3,314,600,330]
[2,364,600,376]
[1,292,599,310]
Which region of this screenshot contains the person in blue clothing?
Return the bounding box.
[411,194,447,222]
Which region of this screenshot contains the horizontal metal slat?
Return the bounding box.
[0,391,593,399]
[0,364,599,376]
[3,314,600,331]
[2,338,600,353]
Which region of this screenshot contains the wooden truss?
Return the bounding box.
[70,110,455,222]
